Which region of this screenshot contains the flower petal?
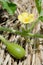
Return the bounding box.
[18,12,35,24]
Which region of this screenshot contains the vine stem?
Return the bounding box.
[0,26,43,38]
[0,35,9,46]
[25,18,39,33]
[27,33,43,38]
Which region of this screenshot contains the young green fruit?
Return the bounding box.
[0,35,25,59]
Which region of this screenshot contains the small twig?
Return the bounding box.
[8,57,11,65]
[0,50,4,65]
[3,54,10,65]
[32,53,35,65]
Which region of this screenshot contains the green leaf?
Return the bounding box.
[35,0,42,14]
[8,2,17,13]
[39,10,43,21]
[0,0,17,15]
[39,16,43,21]
[40,10,43,16]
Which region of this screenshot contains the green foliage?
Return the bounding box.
[35,0,43,22]
[39,16,43,22]
[39,10,43,22]
[0,0,17,15]
[35,0,42,14]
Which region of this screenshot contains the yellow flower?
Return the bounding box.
[18,12,35,24]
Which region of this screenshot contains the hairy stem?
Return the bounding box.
[0,35,9,46]
[25,18,39,32]
[0,26,43,38]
